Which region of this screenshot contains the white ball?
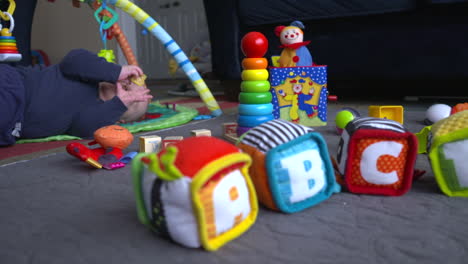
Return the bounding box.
[426,104,452,123]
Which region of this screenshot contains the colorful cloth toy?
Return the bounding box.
[66,125,135,169]
[237,119,340,213]
[274,21,313,67]
[336,117,418,196]
[131,136,258,251]
[421,111,468,196]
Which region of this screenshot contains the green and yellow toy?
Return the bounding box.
[418,111,468,196]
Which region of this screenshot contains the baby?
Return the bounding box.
[99,74,151,124]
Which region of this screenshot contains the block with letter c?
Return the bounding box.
[336,117,418,196]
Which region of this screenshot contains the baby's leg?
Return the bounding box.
[0,65,26,146]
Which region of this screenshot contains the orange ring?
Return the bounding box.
[242,58,268,69]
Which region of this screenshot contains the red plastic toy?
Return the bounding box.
[66,125,134,169]
[241,32,268,58]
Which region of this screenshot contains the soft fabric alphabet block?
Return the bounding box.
[428,111,468,196]
[237,119,340,213]
[336,117,418,196]
[131,136,258,251]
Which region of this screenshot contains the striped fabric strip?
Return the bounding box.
[346,117,406,134]
[241,119,314,153]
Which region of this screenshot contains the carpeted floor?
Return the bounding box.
[1,84,467,263]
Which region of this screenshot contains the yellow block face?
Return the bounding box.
[191,153,258,251]
[368,105,404,124]
[197,170,250,240]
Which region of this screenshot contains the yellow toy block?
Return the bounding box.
[139,135,162,153]
[368,105,404,124]
[191,129,212,137]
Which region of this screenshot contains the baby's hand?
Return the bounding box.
[119,65,144,81]
[116,82,153,107]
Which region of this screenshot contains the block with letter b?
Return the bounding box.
[237,119,340,213]
[131,136,258,251]
[336,117,418,196]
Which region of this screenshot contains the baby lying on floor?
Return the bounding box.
[0,49,153,146]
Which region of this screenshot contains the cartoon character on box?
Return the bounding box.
[278,80,318,122]
[237,119,340,213]
[336,117,418,196]
[270,67,328,126]
[275,21,313,67]
[131,136,258,251]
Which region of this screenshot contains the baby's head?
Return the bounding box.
[119,80,150,123]
[99,75,150,123]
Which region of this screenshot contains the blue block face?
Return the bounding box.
[265,132,340,213]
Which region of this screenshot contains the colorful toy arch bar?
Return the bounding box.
[106,0,222,116]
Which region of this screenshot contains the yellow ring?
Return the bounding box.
[241,69,269,81]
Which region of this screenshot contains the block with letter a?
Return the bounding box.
[132,136,258,251]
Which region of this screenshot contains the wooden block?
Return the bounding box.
[139,135,162,153]
[191,129,212,137]
[222,122,238,136]
[162,136,184,148]
[223,134,239,144]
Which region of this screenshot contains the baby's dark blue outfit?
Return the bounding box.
[0,49,127,146]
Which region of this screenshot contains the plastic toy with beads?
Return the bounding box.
[237,32,274,136]
[131,136,258,251]
[237,119,340,213]
[0,0,22,62]
[336,117,418,196]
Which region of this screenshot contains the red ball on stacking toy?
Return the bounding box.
[241,32,268,58]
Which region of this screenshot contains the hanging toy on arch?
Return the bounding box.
[94,0,118,63]
[0,0,22,62]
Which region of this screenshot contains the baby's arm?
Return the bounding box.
[59,49,122,83]
[69,82,153,138]
[67,97,128,138]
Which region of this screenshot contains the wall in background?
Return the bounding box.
[31,0,116,65]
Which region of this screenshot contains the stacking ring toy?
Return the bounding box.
[242,58,268,69]
[240,80,270,93]
[241,69,269,81]
[238,103,273,116]
[238,114,274,127]
[239,92,272,104]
